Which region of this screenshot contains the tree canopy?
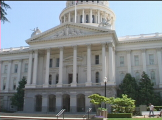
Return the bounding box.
[1,1,11,23]
[11,77,27,111]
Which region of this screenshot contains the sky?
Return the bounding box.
[1,1,162,49]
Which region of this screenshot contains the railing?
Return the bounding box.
[56,109,66,119]
[92,83,101,86]
[83,108,92,120]
[118,32,162,41]
[0,46,29,52]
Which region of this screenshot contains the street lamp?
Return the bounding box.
[103,77,107,109]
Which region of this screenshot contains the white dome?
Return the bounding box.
[59,1,116,29]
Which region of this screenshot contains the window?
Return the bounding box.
[92,15,95,23]
[4,65,7,73]
[14,64,18,73]
[86,15,89,23]
[134,55,139,66]
[96,72,99,83]
[3,78,6,90]
[120,73,125,81]
[95,55,99,64]
[56,74,59,84]
[49,59,53,68]
[56,58,59,67]
[24,63,28,72]
[49,74,52,85]
[120,56,124,66]
[71,18,73,22]
[80,15,82,23]
[149,54,154,65]
[150,71,156,85]
[13,78,16,90]
[135,72,140,82]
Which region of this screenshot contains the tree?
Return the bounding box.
[11,77,27,111]
[1,1,11,23]
[118,73,138,104]
[138,71,162,106]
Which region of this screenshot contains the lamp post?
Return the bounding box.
[103,77,107,109]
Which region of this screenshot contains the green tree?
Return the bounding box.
[11,77,27,111]
[118,73,138,104]
[138,71,162,106]
[1,1,11,23]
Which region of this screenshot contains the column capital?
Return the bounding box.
[86,44,91,47]
[18,59,23,62]
[72,45,77,48]
[126,50,131,54]
[0,61,3,64]
[141,49,146,52]
[58,46,64,50]
[108,43,113,47]
[8,60,12,63]
[46,48,50,52]
[156,47,162,52]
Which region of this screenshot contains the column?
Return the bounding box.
[64,15,65,23]
[112,47,116,83]
[100,13,102,22]
[142,49,147,73]
[127,50,132,74]
[44,49,50,87]
[85,91,92,111]
[68,12,70,22]
[90,9,92,23]
[82,9,84,23]
[104,11,106,19]
[108,43,113,82]
[17,59,22,88]
[6,60,12,92]
[86,44,92,86]
[32,50,38,87]
[26,51,33,87]
[95,14,97,23]
[157,48,162,87]
[42,93,48,112]
[71,46,77,87]
[101,43,106,84]
[70,92,77,113]
[56,92,62,112]
[57,47,63,87]
[98,10,100,23]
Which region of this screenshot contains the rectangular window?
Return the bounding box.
[24,63,28,72]
[149,54,154,65]
[86,15,89,23]
[95,55,99,64]
[80,15,82,23]
[120,56,124,66]
[3,78,6,90]
[13,78,16,90]
[56,58,59,67]
[14,64,18,73]
[49,59,53,68]
[92,15,95,23]
[134,55,139,66]
[4,65,8,73]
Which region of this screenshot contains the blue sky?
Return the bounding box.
[1,1,162,49]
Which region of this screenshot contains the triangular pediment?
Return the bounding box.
[64,56,83,62]
[26,22,114,43]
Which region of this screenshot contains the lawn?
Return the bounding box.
[108,118,162,120]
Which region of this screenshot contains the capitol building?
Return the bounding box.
[0,1,162,113]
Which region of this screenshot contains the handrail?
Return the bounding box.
[83,108,92,120]
[56,109,66,119]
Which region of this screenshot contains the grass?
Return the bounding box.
[108,118,162,120]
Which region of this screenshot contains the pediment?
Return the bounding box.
[26,22,112,43]
[64,56,83,62]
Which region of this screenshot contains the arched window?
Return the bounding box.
[96,72,99,83]
[56,74,59,84]
[86,15,89,23]
[151,71,156,85]
[49,74,52,85]
[80,15,82,23]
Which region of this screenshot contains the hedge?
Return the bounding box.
[108,113,132,118]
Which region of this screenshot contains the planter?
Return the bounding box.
[97,109,108,118]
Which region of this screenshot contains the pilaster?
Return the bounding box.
[42,93,48,113]
[56,92,62,112]
[70,92,77,113]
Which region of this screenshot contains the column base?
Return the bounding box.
[25,84,36,88]
[85,82,92,86]
[71,82,77,87]
[108,81,116,85]
[43,84,49,88]
[56,83,62,87]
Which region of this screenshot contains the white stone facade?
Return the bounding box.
[0,1,162,113]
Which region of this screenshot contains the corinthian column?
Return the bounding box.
[108,43,113,82]
[82,9,84,23]
[90,9,92,23]
[157,48,162,88]
[86,44,92,86]
[98,10,100,23]
[102,43,106,81]
[71,45,77,87]
[43,48,50,87]
[32,50,38,87]
[6,60,12,92]
[57,47,63,87]
[17,59,22,88]
[142,49,147,73]
[127,50,131,74]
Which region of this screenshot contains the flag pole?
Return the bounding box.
[75,1,76,23]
